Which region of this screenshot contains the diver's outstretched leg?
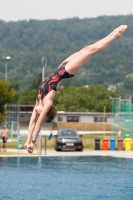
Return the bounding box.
[65,25,127,75]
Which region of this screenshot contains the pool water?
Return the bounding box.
[0,156,133,200]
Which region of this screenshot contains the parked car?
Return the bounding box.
[54,128,83,151]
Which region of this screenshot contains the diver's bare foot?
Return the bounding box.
[111,25,128,38]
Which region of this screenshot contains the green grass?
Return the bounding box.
[0,152,17,155]
[4,134,133,150]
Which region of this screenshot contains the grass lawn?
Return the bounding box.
[1,133,131,151]
[0,152,18,155]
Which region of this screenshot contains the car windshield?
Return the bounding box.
[59,130,78,136]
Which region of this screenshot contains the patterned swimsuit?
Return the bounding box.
[37,62,74,100]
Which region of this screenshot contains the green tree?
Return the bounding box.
[17,89,36,104]
[0,15,133,93]
[9,81,21,103]
[0,80,16,123]
[55,85,119,112]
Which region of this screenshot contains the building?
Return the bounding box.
[1,104,113,133]
[17,105,112,130]
[18,105,112,123]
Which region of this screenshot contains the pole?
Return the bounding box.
[18,136,21,157]
[5,62,7,80]
[3,56,11,81]
[38,135,42,156]
[44,136,47,155]
[42,57,47,80]
[103,106,106,137]
[42,66,44,81]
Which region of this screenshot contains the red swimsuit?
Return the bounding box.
[37,62,74,100]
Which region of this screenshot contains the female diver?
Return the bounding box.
[25,25,128,153]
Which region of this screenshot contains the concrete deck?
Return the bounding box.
[0,149,133,158]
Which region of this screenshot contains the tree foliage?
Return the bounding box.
[16,72,119,111]
[0,80,16,123]
[54,85,119,112]
[0,15,133,104]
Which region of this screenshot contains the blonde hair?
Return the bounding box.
[46,106,57,123]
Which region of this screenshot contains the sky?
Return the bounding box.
[0,0,133,22]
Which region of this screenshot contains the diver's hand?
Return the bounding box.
[27,143,34,154]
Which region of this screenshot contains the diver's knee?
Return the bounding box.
[84,45,97,55]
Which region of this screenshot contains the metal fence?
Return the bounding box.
[111,97,133,138]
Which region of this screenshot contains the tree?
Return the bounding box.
[9,81,21,103]
[0,80,16,123]
[55,85,119,112]
[17,89,36,104]
[0,16,133,93]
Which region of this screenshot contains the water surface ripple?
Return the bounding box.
[0,156,133,200]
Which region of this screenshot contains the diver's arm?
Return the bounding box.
[26,101,52,153]
[25,107,37,145]
[32,102,52,141]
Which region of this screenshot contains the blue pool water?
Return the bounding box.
[0,156,133,200]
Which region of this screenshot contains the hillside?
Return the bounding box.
[0,15,133,93]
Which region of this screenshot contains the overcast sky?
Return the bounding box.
[0,0,133,21]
